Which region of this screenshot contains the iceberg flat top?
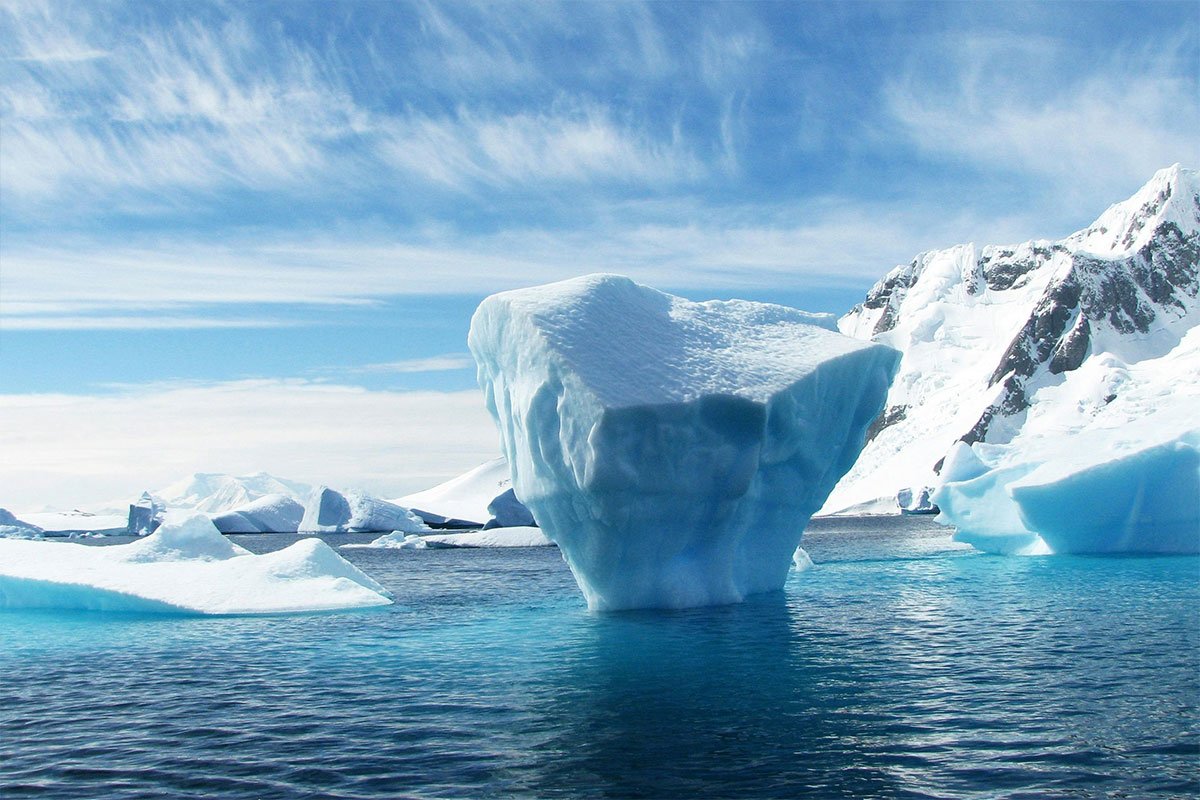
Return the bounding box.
[0,514,393,614]
[471,273,874,408]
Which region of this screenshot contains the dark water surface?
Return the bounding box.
[1,517,1196,798]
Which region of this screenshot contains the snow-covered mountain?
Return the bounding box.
[823,164,1199,514]
[153,472,313,514]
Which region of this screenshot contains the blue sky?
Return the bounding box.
[1,0,1197,508]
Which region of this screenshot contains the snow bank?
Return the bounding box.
[300,487,429,533]
[469,274,899,610]
[210,493,305,533]
[0,514,393,614]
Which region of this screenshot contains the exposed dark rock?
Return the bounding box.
[1049,315,1091,374]
[865,404,907,443]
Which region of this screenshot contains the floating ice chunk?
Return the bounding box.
[936,420,1200,555]
[352,533,429,549]
[483,488,536,529]
[896,486,938,514]
[127,491,163,535]
[300,487,429,533]
[1010,434,1200,554]
[354,526,553,550]
[0,514,392,614]
[210,493,305,533]
[469,274,899,610]
[792,547,814,572]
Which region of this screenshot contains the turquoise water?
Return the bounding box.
[1,517,1196,799]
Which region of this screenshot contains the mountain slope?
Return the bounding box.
[823,165,1199,514]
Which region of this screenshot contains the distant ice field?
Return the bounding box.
[1,517,1196,799]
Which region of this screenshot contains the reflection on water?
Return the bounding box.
[0,517,1196,799]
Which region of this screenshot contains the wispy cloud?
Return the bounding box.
[1,196,1051,328]
[0,379,500,511]
[884,31,1200,204]
[379,104,704,190]
[346,355,476,374]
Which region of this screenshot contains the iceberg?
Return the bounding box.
[300,487,429,533]
[935,417,1200,555]
[209,493,305,533]
[483,488,536,529]
[127,491,163,535]
[0,514,393,614]
[355,526,554,550]
[398,457,535,529]
[468,274,899,610]
[0,509,43,540]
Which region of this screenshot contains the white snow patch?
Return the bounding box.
[0,514,393,614]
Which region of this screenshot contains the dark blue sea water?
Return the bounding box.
[1,517,1197,799]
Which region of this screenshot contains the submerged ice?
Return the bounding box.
[0,514,393,614]
[468,274,899,610]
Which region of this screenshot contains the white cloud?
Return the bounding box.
[0,380,500,511]
[1,196,1058,328]
[885,33,1199,204]
[379,104,704,190]
[349,355,476,374]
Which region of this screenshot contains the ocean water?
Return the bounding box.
[1,516,1196,799]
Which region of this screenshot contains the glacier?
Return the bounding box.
[300,487,429,533]
[0,514,393,614]
[468,274,899,610]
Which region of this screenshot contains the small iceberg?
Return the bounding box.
[0,514,393,614]
[349,526,554,550]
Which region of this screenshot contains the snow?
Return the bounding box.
[397,457,534,528]
[155,472,313,514]
[469,273,899,610]
[300,487,430,533]
[354,526,553,550]
[18,510,129,534]
[0,514,393,614]
[209,493,305,533]
[825,165,1200,515]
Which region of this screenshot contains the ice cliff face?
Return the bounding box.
[469,274,898,610]
[826,165,1200,514]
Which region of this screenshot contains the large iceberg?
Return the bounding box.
[0,514,393,614]
[468,274,899,610]
[299,487,429,533]
[935,413,1200,555]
